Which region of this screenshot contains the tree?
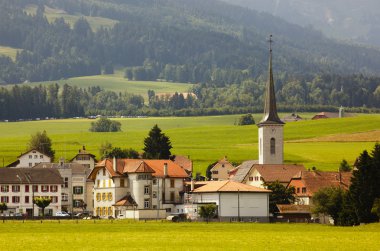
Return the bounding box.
[33,197,51,217]
[102,147,139,159]
[27,130,55,161]
[349,145,380,223]
[198,204,217,223]
[238,114,255,126]
[371,198,380,220]
[265,181,295,214]
[339,159,352,172]
[89,118,121,132]
[0,202,7,216]
[143,124,172,159]
[312,187,345,225]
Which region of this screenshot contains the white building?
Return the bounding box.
[88,158,189,219]
[0,168,63,217]
[186,180,271,222]
[70,146,96,170]
[7,149,51,168]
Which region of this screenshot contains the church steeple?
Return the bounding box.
[259,35,284,125]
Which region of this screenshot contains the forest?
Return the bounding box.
[0,0,380,119]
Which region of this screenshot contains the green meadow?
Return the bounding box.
[0,46,21,61]
[0,114,379,174]
[0,221,378,250]
[5,71,193,99]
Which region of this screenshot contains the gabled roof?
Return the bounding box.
[193,180,270,193]
[33,162,89,175]
[290,171,352,196]
[171,155,192,173]
[210,156,234,172]
[17,149,51,159]
[254,164,306,183]
[88,158,189,180]
[69,146,96,161]
[0,168,63,184]
[113,195,138,207]
[231,160,258,182]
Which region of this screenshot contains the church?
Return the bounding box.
[231,35,305,188]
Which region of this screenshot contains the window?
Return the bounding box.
[102,193,106,201]
[297,188,300,193]
[212,171,218,174]
[153,191,157,198]
[1,185,8,192]
[1,196,9,203]
[64,177,69,188]
[99,207,103,216]
[34,155,38,159]
[108,179,112,187]
[73,200,81,207]
[170,179,175,188]
[153,179,157,185]
[41,185,49,192]
[138,174,150,180]
[33,185,38,192]
[62,193,68,202]
[12,196,20,203]
[108,207,112,216]
[25,196,29,203]
[254,176,259,181]
[25,185,29,193]
[102,169,106,176]
[103,207,107,216]
[97,180,100,187]
[270,138,276,155]
[165,208,171,213]
[29,155,32,159]
[51,196,58,204]
[144,199,150,209]
[50,185,58,192]
[96,193,101,201]
[108,193,113,201]
[249,177,253,181]
[96,207,100,216]
[120,179,124,187]
[73,186,83,195]
[144,186,150,195]
[40,155,43,159]
[12,185,20,192]
[302,187,307,193]
[170,192,175,202]
[29,163,32,167]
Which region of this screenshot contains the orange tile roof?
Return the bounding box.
[193,180,271,193]
[113,195,137,207]
[290,171,352,197]
[89,158,189,179]
[171,155,193,172]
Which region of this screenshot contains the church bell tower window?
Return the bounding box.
[270,138,276,155]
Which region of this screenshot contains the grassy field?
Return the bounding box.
[0,220,378,250]
[4,70,193,99]
[0,114,379,174]
[24,4,118,31]
[0,46,21,61]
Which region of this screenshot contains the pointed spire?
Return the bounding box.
[259,35,284,125]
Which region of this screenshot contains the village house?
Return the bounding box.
[181,180,271,222]
[88,158,189,219]
[70,146,96,170]
[34,161,93,214]
[6,149,51,168]
[288,170,352,205]
[0,168,63,217]
[231,162,305,188]
[210,156,235,181]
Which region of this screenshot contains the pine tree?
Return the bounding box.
[143,124,172,159]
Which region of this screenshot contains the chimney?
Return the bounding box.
[164,163,168,177]
[191,179,194,191]
[59,157,64,167]
[113,157,117,172]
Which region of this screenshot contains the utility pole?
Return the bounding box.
[237,189,240,222]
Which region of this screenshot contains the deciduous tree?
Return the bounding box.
[27,130,55,161]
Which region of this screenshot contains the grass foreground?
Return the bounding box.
[0,220,378,250]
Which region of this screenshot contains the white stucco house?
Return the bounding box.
[183,180,271,222]
[6,149,51,168]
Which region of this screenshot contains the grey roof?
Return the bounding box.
[231,160,258,182]
[258,41,284,126]
[0,168,63,184]
[34,162,90,175]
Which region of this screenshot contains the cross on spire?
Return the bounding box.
[268,34,273,52]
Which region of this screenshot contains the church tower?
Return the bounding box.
[258,35,285,165]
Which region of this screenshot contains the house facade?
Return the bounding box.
[187,180,271,222]
[210,156,235,181]
[70,146,96,170]
[0,168,63,216]
[7,149,51,168]
[88,158,189,219]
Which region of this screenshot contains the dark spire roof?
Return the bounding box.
[259,35,284,126]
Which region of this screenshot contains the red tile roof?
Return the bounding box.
[171,155,192,173]
[290,171,352,197]
[254,164,306,183]
[193,180,271,193]
[113,195,137,207]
